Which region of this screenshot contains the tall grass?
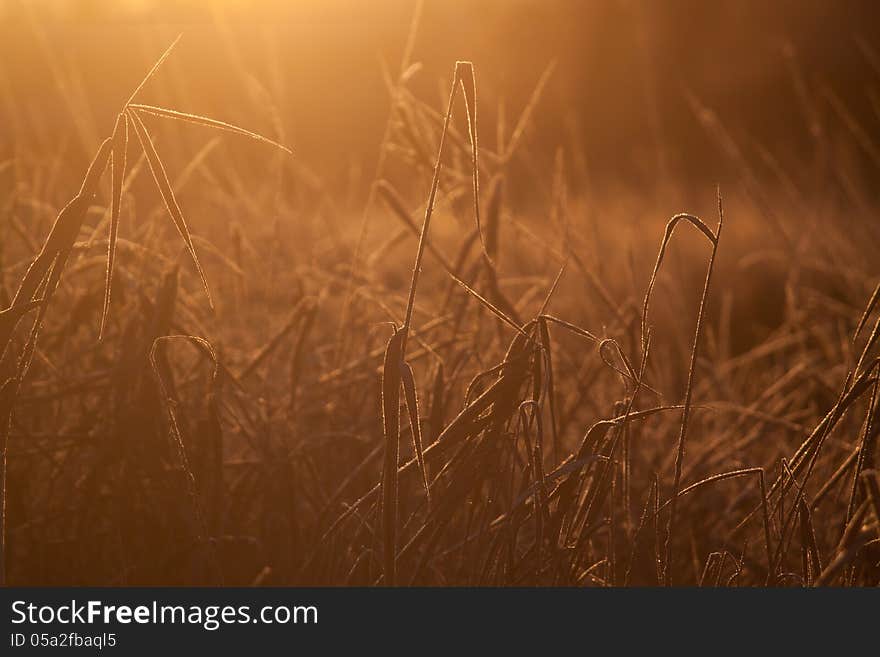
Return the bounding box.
[1,26,879,588]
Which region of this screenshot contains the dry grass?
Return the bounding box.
[1,22,880,588]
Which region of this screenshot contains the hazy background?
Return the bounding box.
[3,0,880,195]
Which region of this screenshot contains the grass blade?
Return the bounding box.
[456,61,489,264]
[400,360,431,505]
[130,104,292,154]
[128,109,213,308]
[99,112,129,339]
[123,34,182,107]
[662,193,724,585]
[381,327,405,585]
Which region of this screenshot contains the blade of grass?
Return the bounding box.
[99,112,129,339]
[123,34,182,107]
[661,192,724,585]
[456,61,490,265]
[400,360,431,505]
[380,327,405,586]
[127,109,213,308]
[130,104,291,154]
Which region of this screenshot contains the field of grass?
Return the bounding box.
[1,2,880,587]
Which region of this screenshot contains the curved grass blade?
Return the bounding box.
[381,326,405,585]
[657,466,772,580]
[641,212,718,353]
[455,61,490,264]
[400,360,431,506]
[149,334,225,583]
[660,196,724,585]
[130,104,292,154]
[128,109,213,308]
[99,112,129,339]
[2,137,111,360]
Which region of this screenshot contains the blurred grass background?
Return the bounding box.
[3,0,880,191]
